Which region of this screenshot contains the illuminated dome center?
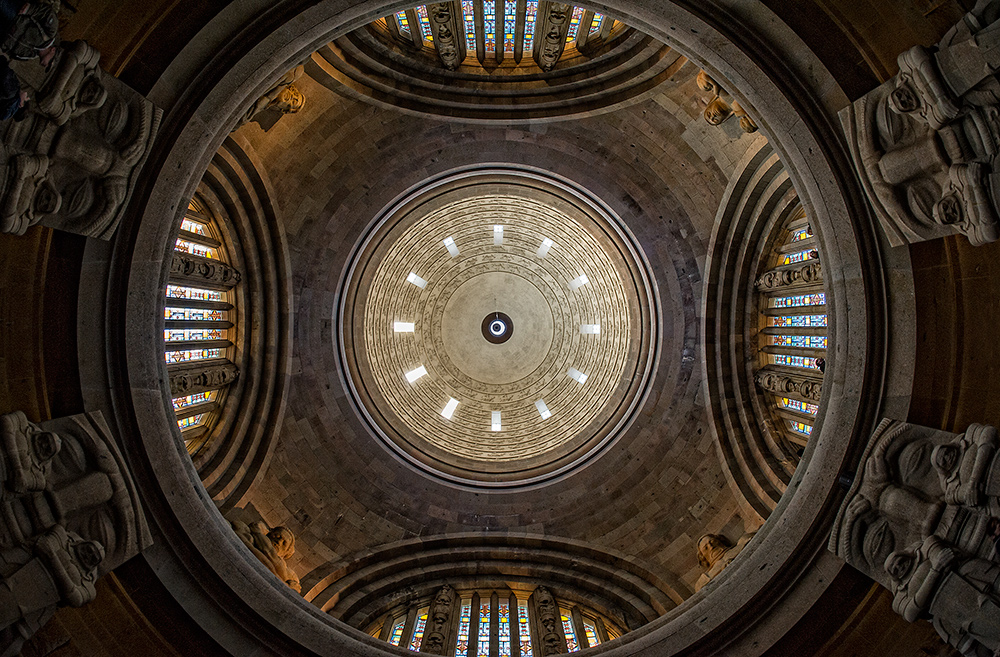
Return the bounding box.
[339,168,657,486]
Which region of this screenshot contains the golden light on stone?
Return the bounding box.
[340,169,656,486]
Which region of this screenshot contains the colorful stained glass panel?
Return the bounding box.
[790,421,814,436]
[781,249,817,265]
[165,306,227,321]
[172,391,215,411]
[503,0,516,52]
[395,10,410,35]
[409,608,428,651]
[517,600,533,657]
[484,0,496,51]
[789,227,812,242]
[167,285,224,302]
[780,398,819,415]
[772,335,828,349]
[477,602,491,656]
[177,413,205,430]
[389,617,406,646]
[565,6,583,42]
[769,314,827,328]
[561,611,580,652]
[462,1,476,50]
[165,348,224,364]
[164,328,227,342]
[771,293,825,308]
[181,218,208,235]
[583,619,601,647]
[456,599,472,657]
[416,5,433,41]
[523,1,538,50]
[175,239,217,259]
[589,13,604,35]
[499,603,512,657]
[770,354,820,370]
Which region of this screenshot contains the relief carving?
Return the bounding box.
[534,586,564,655]
[1,40,162,239]
[234,65,305,132]
[0,411,148,656]
[830,418,1000,656]
[694,532,756,591]
[170,251,242,288]
[534,3,571,72]
[230,520,302,594]
[755,261,822,291]
[428,4,463,70]
[754,371,822,402]
[843,1,1000,246]
[420,584,454,653]
[169,361,240,396]
[696,70,758,134]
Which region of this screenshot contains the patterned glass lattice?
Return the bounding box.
[172,391,215,411]
[517,600,533,657]
[175,239,217,259]
[772,335,828,349]
[463,0,476,50]
[477,602,491,657]
[565,6,584,42]
[389,617,406,646]
[499,603,512,657]
[583,619,601,647]
[395,10,410,35]
[789,227,812,242]
[409,609,428,651]
[770,354,819,369]
[780,398,819,415]
[771,293,825,308]
[181,218,208,235]
[164,328,226,343]
[456,599,473,657]
[165,348,224,364]
[523,1,538,50]
[416,5,433,41]
[790,421,813,436]
[589,13,604,35]
[167,285,224,302]
[769,314,827,328]
[561,612,580,652]
[165,306,226,321]
[503,0,516,52]
[781,249,816,265]
[177,413,205,430]
[484,0,496,50]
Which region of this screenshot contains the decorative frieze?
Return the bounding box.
[0,411,149,656]
[830,419,1000,656]
[843,1,1000,246]
[1,40,161,240]
[754,370,822,402]
[534,3,572,72]
[170,251,242,288]
[428,3,465,70]
[755,261,822,292]
[696,70,758,134]
[169,361,240,396]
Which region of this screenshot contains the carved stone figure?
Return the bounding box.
[842,0,1000,246]
[169,362,240,396]
[428,4,463,70]
[754,371,822,402]
[420,584,454,653]
[695,532,756,591]
[0,411,148,655]
[234,65,305,131]
[696,70,759,134]
[230,520,301,593]
[1,40,161,240]
[533,586,564,655]
[831,417,1000,656]
[755,261,822,291]
[170,251,242,288]
[534,3,571,71]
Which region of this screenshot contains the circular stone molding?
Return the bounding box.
[339,167,658,487]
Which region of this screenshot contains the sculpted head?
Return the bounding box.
[696,70,720,95]
[31,429,62,464]
[697,534,731,568]
[884,550,915,583]
[73,539,106,572]
[268,526,296,559]
[277,86,305,114]
[704,98,732,126]
[889,80,921,114]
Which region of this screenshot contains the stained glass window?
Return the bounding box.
[165,348,225,364]
[561,611,580,652]
[790,421,813,436]
[772,335,828,349]
[517,600,533,657]
[395,10,411,35]
[165,306,227,321]
[172,391,215,411]
[462,1,476,50]
[175,239,217,259]
[456,599,473,657]
[781,249,817,265]
[769,314,826,328]
[177,413,206,430]
[771,293,825,308]
[484,0,496,51]
[583,619,600,647]
[165,328,227,342]
[503,0,516,53]
[789,227,812,242]
[499,602,512,657]
[389,617,406,646]
[181,218,208,235]
[589,13,604,35]
[409,608,428,651]
[523,1,538,51]
[770,354,819,369]
[477,602,491,657]
[167,285,225,302]
[565,6,584,42]
[780,398,819,415]
[416,5,433,41]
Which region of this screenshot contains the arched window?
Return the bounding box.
[366,586,623,655]
[165,199,242,454]
[753,208,825,454]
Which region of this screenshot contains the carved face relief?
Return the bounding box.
[704,98,733,126]
[884,550,915,583]
[697,534,730,568]
[424,632,445,652]
[696,70,720,95]
[31,430,62,463]
[277,87,305,114]
[861,516,897,576]
[33,178,62,215]
[889,81,921,114]
[268,527,296,559]
[931,443,960,477]
[935,194,964,225]
[72,539,106,572]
